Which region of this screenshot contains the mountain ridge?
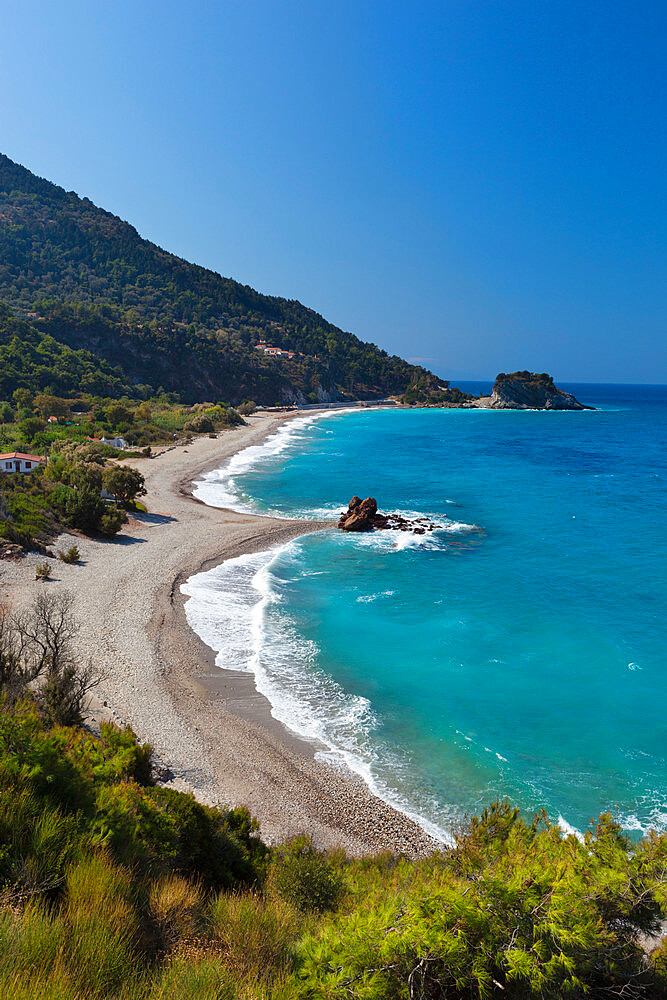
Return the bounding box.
[0,152,442,404]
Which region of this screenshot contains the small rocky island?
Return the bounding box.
[472,371,593,410]
[406,371,593,409]
[338,496,441,534]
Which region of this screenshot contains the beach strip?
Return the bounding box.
[0,411,438,857]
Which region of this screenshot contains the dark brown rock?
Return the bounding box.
[338,496,444,536]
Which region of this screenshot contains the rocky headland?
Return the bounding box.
[470,371,593,410]
[405,371,593,409]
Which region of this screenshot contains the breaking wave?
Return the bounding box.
[182,543,453,844]
[193,409,358,516]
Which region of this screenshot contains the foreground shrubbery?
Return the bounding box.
[297,803,667,998]
[0,607,665,1000]
[0,696,665,999]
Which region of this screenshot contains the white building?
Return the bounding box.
[101,436,128,449]
[0,452,45,473]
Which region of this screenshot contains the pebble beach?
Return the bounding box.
[0,411,437,857]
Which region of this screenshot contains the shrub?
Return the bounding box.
[220,407,243,427]
[149,874,205,947]
[268,837,343,913]
[58,545,80,564]
[147,790,267,890]
[147,952,236,1000]
[98,506,127,536]
[35,561,50,580]
[0,901,69,989]
[184,415,215,434]
[209,891,303,981]
[0,786,80,898]
[63,854,140,996]
[296,801,667,998]
[51,478,105,534]
[101,465,146,507]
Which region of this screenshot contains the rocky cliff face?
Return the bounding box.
[474,371,592,410]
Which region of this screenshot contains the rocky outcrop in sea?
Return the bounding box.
[471,371,592,410]
[338,496,440,534]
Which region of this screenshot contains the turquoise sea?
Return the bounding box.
[183,385,667,841]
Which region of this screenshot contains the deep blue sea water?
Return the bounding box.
[183,385,667,841]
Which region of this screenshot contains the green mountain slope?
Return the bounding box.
[0,153,441,404]
[0,303,132,398]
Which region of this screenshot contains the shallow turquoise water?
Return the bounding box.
[187,386,667,839]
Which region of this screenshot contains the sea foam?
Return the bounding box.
[182,542,452,844]
[193,408,358,515]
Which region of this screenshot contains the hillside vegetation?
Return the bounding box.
[1,706,666,999]
[0,153,441,405]
[0,594,665,998]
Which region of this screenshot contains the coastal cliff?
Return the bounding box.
[472,371,592,410]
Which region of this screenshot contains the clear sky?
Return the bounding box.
[1,1,665,382]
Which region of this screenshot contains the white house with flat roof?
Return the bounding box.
[0,452,45,474]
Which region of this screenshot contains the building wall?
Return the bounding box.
[1,458,41,473]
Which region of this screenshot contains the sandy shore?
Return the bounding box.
[0,411,438,856]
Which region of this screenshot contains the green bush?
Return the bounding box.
[184,415,215,434]
[98,506,127,535]
[61,854,140,996]
[209,891,303,982]
[146,953,236,1000]
[58,545,80,564]
[147,789,267,890]
[0,786,80,897]
[269,837,343,913]
[101,465,146,507]
[295,800,667,998]
[0,701,265,892]
[149,874,205,947]
[52,479,104,533]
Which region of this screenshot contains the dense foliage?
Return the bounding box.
[298,802,667,998]
[0,688,665,998]
[0,303,132,399]
[0,153,442,404]
[0,436,151,545]
[403,373,475,406]
[0,389,251,547]
[0,468,56,548]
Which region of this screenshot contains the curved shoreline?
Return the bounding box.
[0,411,438,857]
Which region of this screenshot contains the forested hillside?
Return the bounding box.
[0,153,441,404]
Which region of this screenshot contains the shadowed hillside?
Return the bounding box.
[0,153,444,404]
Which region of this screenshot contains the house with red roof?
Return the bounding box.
[0,452,46,474]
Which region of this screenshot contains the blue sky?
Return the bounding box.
[1,1,665,382]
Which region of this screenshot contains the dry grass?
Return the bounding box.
[149,874,205,947]
[208,891,304,983]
